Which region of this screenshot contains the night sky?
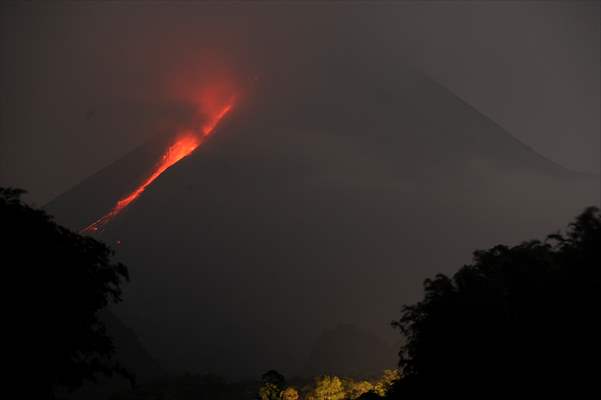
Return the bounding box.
[1,1,600,380]
[1,1,599,204]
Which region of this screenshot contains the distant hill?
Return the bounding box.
[63,309,164,400]
[302,324,396,378]
[101,310,164,380]
[46,63,599,378]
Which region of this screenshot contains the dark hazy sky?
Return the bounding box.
[1,1,599,204]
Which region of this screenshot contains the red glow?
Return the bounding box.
[81,97,234,234]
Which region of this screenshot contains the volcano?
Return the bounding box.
[46,65,599,378]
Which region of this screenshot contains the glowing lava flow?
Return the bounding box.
[81,100,234,234]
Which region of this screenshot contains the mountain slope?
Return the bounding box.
[46,67,599,378]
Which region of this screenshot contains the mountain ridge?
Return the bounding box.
[46,69,599,378]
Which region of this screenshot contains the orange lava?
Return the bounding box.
[201,102,234,137]
[81,98,234,234]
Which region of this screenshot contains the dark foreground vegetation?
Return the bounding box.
[2,188,131,399]
[388,205,600,397]
[2,187,598,399]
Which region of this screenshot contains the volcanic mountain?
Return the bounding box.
[46,65,599,378]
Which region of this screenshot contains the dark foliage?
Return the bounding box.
[257,369,287,399]
[1,188,131,398]
[390,206,600,396]
[260,369,286,389]
[357,391,383,400]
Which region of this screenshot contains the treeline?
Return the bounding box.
[388,206,600,397]
[3,187,599,399]
[258,205,601,398]
[256,369,399,400]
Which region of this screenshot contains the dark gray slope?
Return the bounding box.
[46,67,599,378]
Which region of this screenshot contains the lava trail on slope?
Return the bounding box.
[81,99,235,234]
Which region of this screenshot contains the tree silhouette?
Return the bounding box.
[1,188,131,398]
[257,370,286,400]
[357,391,382,400]
[390,206,600,396]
